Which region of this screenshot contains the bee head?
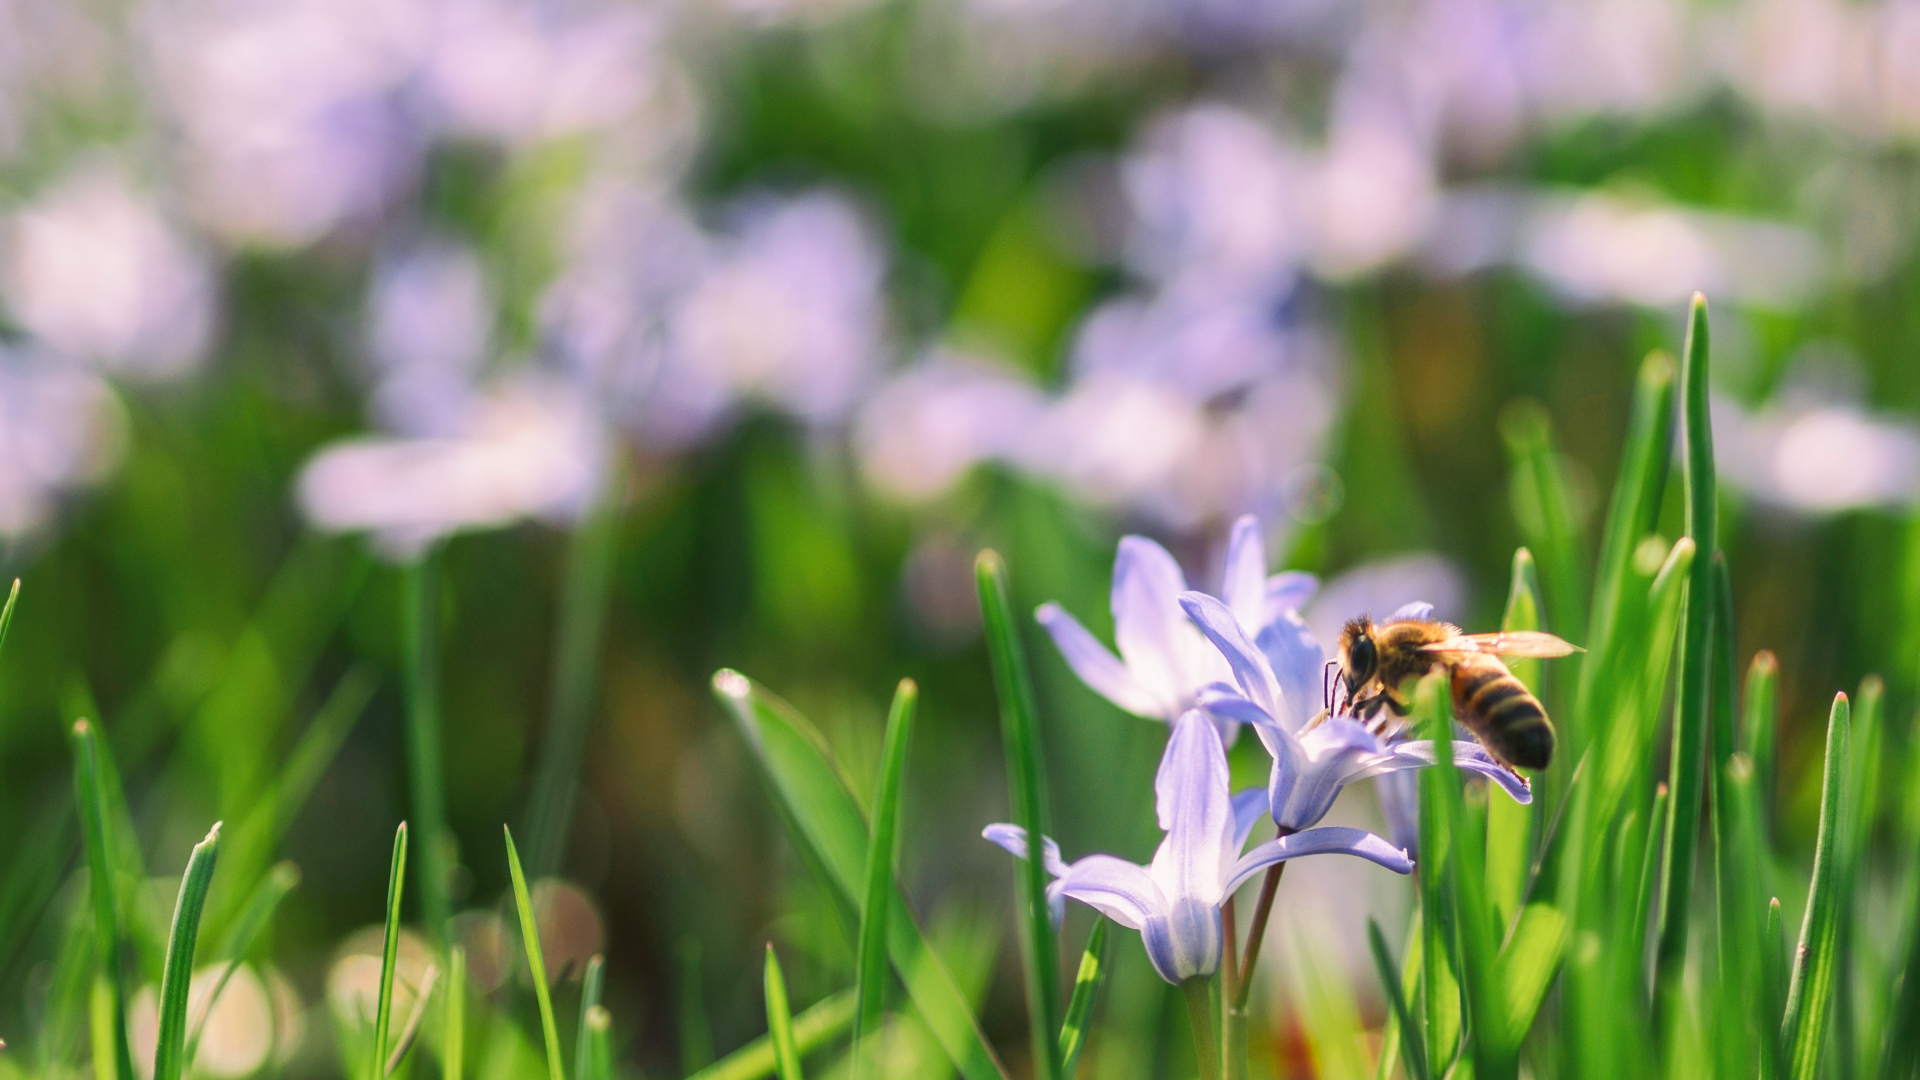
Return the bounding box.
[1339,617,1378,696]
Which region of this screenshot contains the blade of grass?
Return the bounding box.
[765,945,806,1080]
[403,552,452,943]
[583,1006,612,1080]
[1726,755,1783,1080]
[1369,919,1429,1080]
[73,720,135,1080]
[505,826,568,1080]
[371,824,408,1080]
[446,946,466,1080]
[187,861,299,1066]
[1782,693,1851,1080]
[1708,554,1739,988]
[1744,652,1780,844]
[153,824,221,1080]
[0,578,18,659]
[685,990,856,1080]
[1654,293,1716,1047]
[575,954,605,1080]
[976,551,1063,1080]
[1500,402,1590,682]
[679,940,715,1074]
[1415,674,1460,1075]
[1489,548,1543,930]
[384,963,440,1076]
[1577,352,1676,759]
[713,670,1010,1080]
[1494,901,1566,1044]
[1417,672,1509,1078]
[1837,677,1884,1080]
[855,679,918,1073]
[524,473,622,879]
[1878,698,1920,1080]
[1059,917,1111,1079]
[219,665,377,924]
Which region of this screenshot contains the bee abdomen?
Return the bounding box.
[1452,667,1555,771]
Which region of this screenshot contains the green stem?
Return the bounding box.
[525,471,622,879]
[1181,978,1220,1080]
[1233,857,1288,1008]
[402,552,453,944]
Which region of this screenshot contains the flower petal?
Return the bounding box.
[1255,610,1326,732]
[1381,740,1534,805]
[1111,537,1193,712]
[1142,898,1222,984]
[1386,601,1434,624]
[1224,826,1414,893]
[1147,710,1236,906]
[1375,770,1422,858]
[1221,515,1268,634]
[982,823,1070,877]
[1270,717,1384,831]
[1231,786,1269,850]
[1053,854,1163,930]
[1179,592,1283,720]
[1035,603,1167,718]
[1264,571,1319,622]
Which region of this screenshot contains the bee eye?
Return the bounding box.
[1349,637,1377,680]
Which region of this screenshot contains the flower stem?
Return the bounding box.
[402,551,452,945]
[1221,899,1248,1080]
[1234,853,1290,1009]
[1181,978,1221,1080]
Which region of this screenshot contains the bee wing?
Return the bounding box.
[1418,631,1584,658]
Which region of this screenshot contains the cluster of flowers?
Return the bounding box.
[983,518,1529,984]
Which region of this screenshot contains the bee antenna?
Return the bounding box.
[1322,659,1338,712]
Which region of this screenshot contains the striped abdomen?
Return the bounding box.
[1449,655,1555,770]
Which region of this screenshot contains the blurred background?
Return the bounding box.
[2,0,1920,1074]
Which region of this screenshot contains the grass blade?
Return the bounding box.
[765,945,806,1080]
[1495,902,1567,1044]
[1489,548,1543,930]
[524,475,622,879]
[1415,674,1462,1074]
[1058,917,1111,1079]
[446,946,466,1080]
[576,954,606,1080]
[1725,755,1783,1080]
[1500,402,1590,687]
[0,578,18,659]
[679,939,714,1074]
[1577,351,1676,757]
[583,1005,612,1080]
[1654,294,1716,1046]
[219,665,377,924]
[1782,693,1851,1080]
[1368,919,1429,1080]
[713,669,1010,1080]
[505,825,568,1080]
[1837,677,1884,1080]
[72,720,135,1080]
[1744,652,1780,844]
[855,679,918,1072]
[371,824,408,1080]
[188,861,300,1066]
[403,552,453,943]
[384,963,440,1076]
[153,824,221,1080]
[686,990,857,1080]
[975,550,1063,1080]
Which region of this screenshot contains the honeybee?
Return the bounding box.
[1336,617,1581,772]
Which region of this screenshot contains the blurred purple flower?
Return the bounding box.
[1,163,218,379]
[1180,591,1530,833]
[984,708,1411,985]
[0,349,124,537]
[1036,516,1317,731]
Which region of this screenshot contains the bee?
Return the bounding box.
[1336,616,1581,772]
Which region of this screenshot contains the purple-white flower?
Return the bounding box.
[1178,592,1531,833]
[1035,515,1317,731]
[984,709,1412,985]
